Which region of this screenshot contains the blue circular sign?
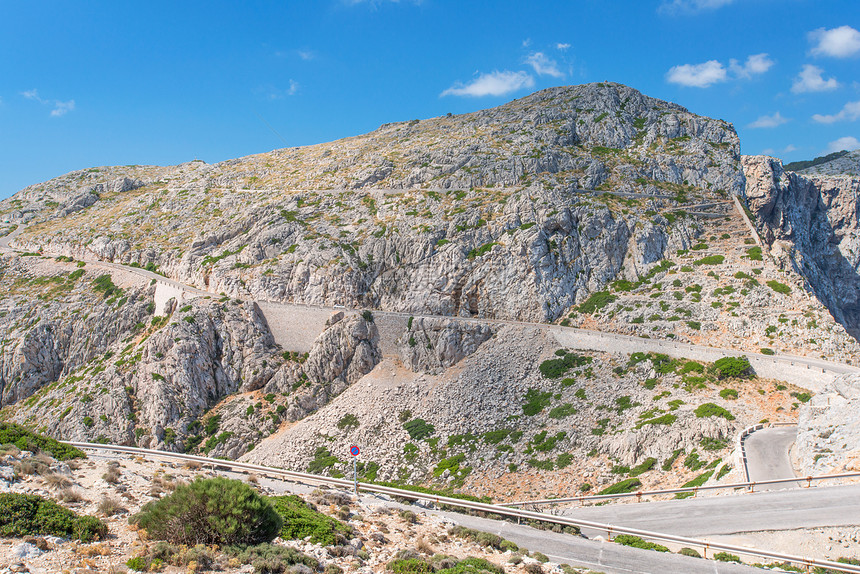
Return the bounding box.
[350,445,360,456]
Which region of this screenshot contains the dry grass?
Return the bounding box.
[102,466,122,484]
[98,495,127,517]
[43,472,72,489]
[59,487,85,503]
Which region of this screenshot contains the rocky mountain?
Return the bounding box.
[1,82,859,500]
[786,149,860,177]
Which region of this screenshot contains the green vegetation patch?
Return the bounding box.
[0,423,85,460]
[0,493,106,542]
[539,351,591,379]
[522,388,553,416]
[403,418,436,441]
[766,280,791,294]
[693,255,724,265]
[713,356,753,379]
[599,478,641,495]
[269,495,351,545]
[613,534,669,553]
[694,403,735,420]
[131,477,281,546]
[577,291,616,314]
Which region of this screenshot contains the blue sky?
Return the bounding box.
[1,0,858,198]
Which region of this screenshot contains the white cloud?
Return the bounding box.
[50,100,75,117]
[522,38,531,48]
[825,136,860,154]
[729,53,774,78]
[288,79,299,96]
[791,64,839,93]
[810,26,860,58]
[525,52,564,78]
[441,70,535,98]
[556,43,570,51]
[761,144,798,157]
[748,111,790,129]
[298,50,314,61]
[666,60,727,88]
[21,89,75,117]
[659,0,734,14]
[812,100,860,124]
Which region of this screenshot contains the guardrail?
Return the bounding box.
[69,442,860,574]
[502,469,860,507]
[737,423,766,482]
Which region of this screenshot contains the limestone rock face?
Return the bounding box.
[398,317,493,374]
[743,155,860,330]
[796,373,860,474]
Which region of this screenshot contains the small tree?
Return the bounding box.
[713,356,753,379]
[130,477,281,545]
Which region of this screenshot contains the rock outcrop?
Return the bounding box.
[796,373,860,475]
[743,155,860,332]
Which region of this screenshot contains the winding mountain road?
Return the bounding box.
[744,427,799,488]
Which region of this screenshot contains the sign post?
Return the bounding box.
[349,445,360,496]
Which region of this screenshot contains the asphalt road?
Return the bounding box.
[562,481,860,537]
[744,427,799,489]
[92,452,766,574]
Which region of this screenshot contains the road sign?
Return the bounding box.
[350,445,360,457]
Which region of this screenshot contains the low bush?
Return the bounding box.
[403,419,435,441]
[0,423,85,460]
[714,552,742,563]
[226,543,318,573]
[613,534,669,552]
[599,478,641,495]
[694,403,735,420]
[577,291,616,314]
[130,477,282,545]
[270,495,351,545]
[766,280,791,295]
[693,255,724,265]
[679,547,702,558]
[713,356,752,379]
[0,493,106,541]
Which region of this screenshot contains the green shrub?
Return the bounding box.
[92,274,120,298]
[694,403,735,420]
[719,389,738,400]
[307,447,341,474]
[556,453,574,469]
[714,552,742,563]
[629,457,656,477]
[577,291,616,314]
[403,419,435,441]
[599,478,641,495]
[538,351,591,379]
[714,356,752,379]
[662,449,684,471]
[760,347,775,355]
[548,403,576,419]
[522,388,553,416]
[336,414,359,430]
[746,246,762,261]
[390,558,435,573]
[767,280,791,294]
[635,413,677,429]
[269,495,351,545]
[130,477,282,545]
[693,255,724,265]
[679,547,702,558]
[361,310,374,323]
[126,556,147,571]
[0,493,106,541]
[225,543,318,573]
[0,423,85,460]
[613,534,669,552]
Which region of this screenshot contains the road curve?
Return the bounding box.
[744,427,798,488]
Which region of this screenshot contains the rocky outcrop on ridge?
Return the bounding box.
[796,373,860,475]
[743,155,860,332]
